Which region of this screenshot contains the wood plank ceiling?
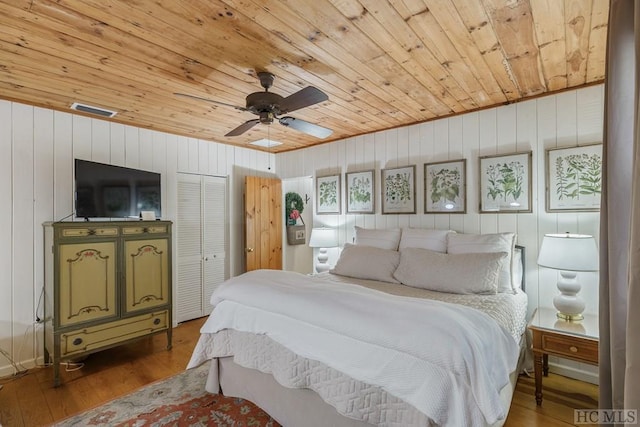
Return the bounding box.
[0,0,608,153]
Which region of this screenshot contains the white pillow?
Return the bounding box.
[393,248,507,294]
[331,243,400,283]
[513,247,523,290]
[446,232,516,293]
[354,226,401,250]
[398,228,455,253]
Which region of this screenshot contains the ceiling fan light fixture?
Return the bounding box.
[249,138,282,148]
[258,111,274,124]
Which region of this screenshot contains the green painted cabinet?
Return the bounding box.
[43,221,172,386]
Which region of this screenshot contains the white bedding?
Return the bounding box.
[316,272,529,342]
[189,269,521,426]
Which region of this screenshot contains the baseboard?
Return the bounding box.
[0,364,15,379]
[549,361,599,385]
[0,356,43,380]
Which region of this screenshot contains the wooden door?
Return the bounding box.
[245,176,282,271]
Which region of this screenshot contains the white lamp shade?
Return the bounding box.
[537,233,599,272]
[309,227,338,248]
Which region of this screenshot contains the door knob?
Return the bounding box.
[245,248,254,253]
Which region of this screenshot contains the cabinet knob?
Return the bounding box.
[569,346,578,353]
[153,318,161,325]
[245,248,254,253]
[73,338,83,346]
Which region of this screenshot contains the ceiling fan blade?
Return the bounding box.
[278,116,333,139]
[225,119,260,137]
[174,92,247,111]
[279,87,328,114]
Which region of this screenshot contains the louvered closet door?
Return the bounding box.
[176,174,203,323]
[202,176,227,312]
[176,173,228,323]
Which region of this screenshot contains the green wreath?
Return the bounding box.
[285,192,304,225]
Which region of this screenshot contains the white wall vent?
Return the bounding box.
[70,102,117,118]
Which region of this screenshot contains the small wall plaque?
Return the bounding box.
[286,225,306,245]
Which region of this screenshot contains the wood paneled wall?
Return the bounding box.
[0,85,603,382]
[0,99,275,377]
[277,85,603,382]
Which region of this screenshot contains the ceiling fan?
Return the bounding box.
[175,72,332,139]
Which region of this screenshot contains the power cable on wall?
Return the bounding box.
[0,347,27,383]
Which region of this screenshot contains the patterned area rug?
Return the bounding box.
[52,361,280,426]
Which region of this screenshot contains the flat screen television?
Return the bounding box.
[75,159,161,219]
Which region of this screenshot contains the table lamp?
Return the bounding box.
[537,233,599,321]
[309,227,338,273]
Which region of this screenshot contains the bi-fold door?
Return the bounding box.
[176,174,228,322]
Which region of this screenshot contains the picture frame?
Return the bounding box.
[546,144,602,212]
[424,159,466,214]
[346,170,375,214]
[479,151,532,213]
[316,174,341,214]
[381,165,416,214]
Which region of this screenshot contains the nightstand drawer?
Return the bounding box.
[542,334,598,364]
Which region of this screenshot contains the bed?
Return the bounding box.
[188,228,529,427]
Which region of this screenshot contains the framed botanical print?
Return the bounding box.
[381,165,416,214]
[316,174,341,214]
[346,170,375,214]
[546,144,602,212]
[479,151,532,213]
[424,159,466,214]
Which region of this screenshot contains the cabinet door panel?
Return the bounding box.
[124,238,169,312]
[58,242,117,327]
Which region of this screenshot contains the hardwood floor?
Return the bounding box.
[0,317,598,426]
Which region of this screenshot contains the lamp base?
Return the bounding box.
[556,312,584,322]
[553,271,586,322]
[315,262,331,273]
[315,247,330,273]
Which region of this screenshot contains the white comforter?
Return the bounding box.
[191,269,519,426]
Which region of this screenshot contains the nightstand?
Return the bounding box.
[528,307,599,405]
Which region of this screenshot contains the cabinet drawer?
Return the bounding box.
[60,310,168,357]
[60,227,119,238]
[122,225,168,235]
[542,334,598,364]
